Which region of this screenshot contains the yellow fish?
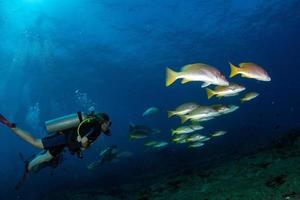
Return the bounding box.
[206,83,245,99]
[240,92,259,103]
[229,62,271,81]
[166,63,229,87]
[167,102,199,118]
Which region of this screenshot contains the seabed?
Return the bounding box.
[43,129,300,200]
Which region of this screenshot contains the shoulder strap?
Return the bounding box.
[77,111,83,122]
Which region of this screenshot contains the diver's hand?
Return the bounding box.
[80,136,91,149]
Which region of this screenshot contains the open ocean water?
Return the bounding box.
[0,0,300,199]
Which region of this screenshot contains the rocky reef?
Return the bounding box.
[42,129,300,200]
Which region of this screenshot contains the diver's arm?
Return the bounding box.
[80,136,91,149]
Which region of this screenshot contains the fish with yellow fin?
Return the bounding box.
[229,62,271,81]
[167,102,199,118]
[166,63,229,87]
[205,83,245,99]
[240,92,259,103]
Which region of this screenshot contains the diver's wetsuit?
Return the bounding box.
[42,118,109,157]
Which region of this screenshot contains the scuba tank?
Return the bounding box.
[45,112,89,134]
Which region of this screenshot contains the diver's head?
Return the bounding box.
[95,113,112,134]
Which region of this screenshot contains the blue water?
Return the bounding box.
[0,0,299,199]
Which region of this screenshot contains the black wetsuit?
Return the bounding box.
[42,119,108,157]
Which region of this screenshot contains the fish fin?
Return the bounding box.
[217,95,222,100]
[201,82,211,88]
[180,115,189,124]
[229,62,240,78]
[240,98,245,103]
[129,124,135,132]
[206,88,216,99]
[166,67,179,87]
[239,63,246,68]
[240,62,253,68]
[167,111,175,118]
[128,135,134,141]
[181,79,190,84]
[171,129,176,136]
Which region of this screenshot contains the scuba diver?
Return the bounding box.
[0,111,112,189]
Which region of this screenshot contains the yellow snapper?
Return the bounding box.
[172,135,187,142]
[166,63,229,87]
[206,83,245,99]
[189,142,205,148]
[240,92,259,103]
[153,141,168,148]
[142,107,159,117]
[171,125,204,135]
[175,139,189,144]
[211,104,230,113]
[187,134,207,142]
[189,124,205,131]
[144,141,158,146]
[168,102,199,118]
[229,62,271,81]
[192,116,215,122]
[212,104,239,115]
[211,130,227,137]
[180,106,220,123]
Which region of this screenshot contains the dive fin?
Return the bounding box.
[0,113,16,128]
[15,160,29,191]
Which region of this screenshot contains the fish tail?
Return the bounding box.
[171,129,176,136]
[229,62,240,78]
[240,98,245,103]
[166,67,179,87]
[180,115,189,124]
[206,88,216,99]
[167,111,175,118]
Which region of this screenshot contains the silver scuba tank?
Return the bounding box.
[45,112,88,133]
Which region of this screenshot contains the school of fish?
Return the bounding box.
[127,61,270,150]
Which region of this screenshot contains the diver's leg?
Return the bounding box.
[28,151,54,171]
[15,151,54,190]
[0,114,43,149]
[10,127,43,149]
